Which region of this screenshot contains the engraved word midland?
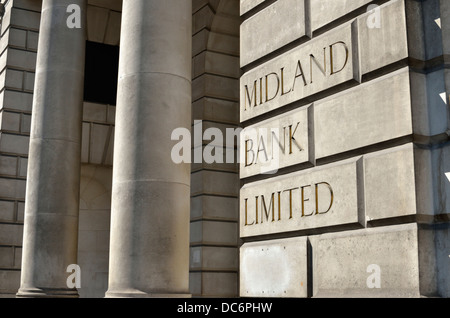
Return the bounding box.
[243,41,349,112]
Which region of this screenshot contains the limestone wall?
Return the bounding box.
[239,0,450,298]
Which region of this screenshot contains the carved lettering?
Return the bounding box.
[244,182,334,227]
[242,40,351,113]
[244,122,303,168]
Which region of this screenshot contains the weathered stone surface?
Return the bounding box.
[311,0,373,31]
[190,272,238,297]
[240,237,308,297]
[191,195,238,221]
[311,224,421,297]
[240,0,265,16]
[364,144,417,222]
[190,246,238,271]
[363,143,445,221]
[240,0,306,67]
[240,157,363,238]
[357,0,408,75]
[190,220,238,246]
[241,22,354,122]
[240,106,312,178]
[314,67,413,159]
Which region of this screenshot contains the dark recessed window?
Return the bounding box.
[84,41,120,105]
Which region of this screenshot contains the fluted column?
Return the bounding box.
[17,0,87,298]
[106,0,192,298]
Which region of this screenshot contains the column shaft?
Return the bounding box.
[17,0,86,298]
[106,0,192,298]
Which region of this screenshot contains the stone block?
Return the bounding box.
[190,246,238,271]
[240,0,265,16]
[191,149,238,173]
[191,170,239,197]
[0,200,15,222]
[0,133,30,155]
[192,29,209,56]
[16,202,24,222]
[193,0,209,13]
[192,98,239,125]
[193,5,215,34]
[311,0,373,31]
[89,123,110,165]
[190,195,239,221]
[0,247,13,268]
[190,220,238,246]
[12,0,41,11]
[5,69,24,90]
[21,113,31,134]
[18,157,27,178]
[6,48,37,71]
[0,223,23,246]
[240,106,312,178]
[26,31,39,51]
[0,50,6,73]
[87,0,122,11]
[211,13,240,36]
[2,90,33,112]
[83,102,107,123]
[0,177,26,199]
[23,72,35,92]
[363,144,418,222]
[190,272,238,297]
[240,237,308,297]
[0,270,20,294]
[357,0,408,75]
[0,111,21,132]
[204,272,238,297]
[193,74,239,102]
[311,224,421,297]
[240,0,306,67]
[314,67,412,159]
[241,22,355,122]
[13,247,21,269]
[0,69,5,89]
[207,32,240,56]
[191,119,240,148]
[0,155,17,176]
[87,5,109,43]
[204,51,241,79]
[189,272,202,295]
[10,7,41,31]
[104,11,121,46]
[106,105,116,124]
[240,157,363,238]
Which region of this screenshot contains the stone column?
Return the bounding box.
[105,0,192,298]
[17,0,86,298]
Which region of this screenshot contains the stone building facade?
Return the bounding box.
[0,0,448,298]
